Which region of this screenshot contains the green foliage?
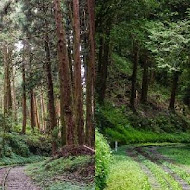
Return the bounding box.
[95,130,111,190]
[0,154,44,166]
[140,155,181,190]
[4,133,30,157]
[26,156,94,189]
[106,147,150,190]
[48,182,94,190]
[98,104,190,144]
[158,145,190,165]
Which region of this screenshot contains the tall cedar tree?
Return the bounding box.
[72,0,85,145]
[86,0,95,147]
[54,0,75,145]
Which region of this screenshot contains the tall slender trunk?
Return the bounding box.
[34,94,40,129]
[169,71,179,111]
[86,0,95,147]
[44,32,57,154]
[3,45,12,117]
[130,43,139,110]
[40,91,46,132]
[22,52,27,134]
[30,89,35,130]
[12,67,17,122]
[72,0,84,145]
[54,0,75,145]
[97,37,109,104]
[141,59,149,104]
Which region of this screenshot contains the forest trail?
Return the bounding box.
[0,166,40,190]
[127,145,190,190]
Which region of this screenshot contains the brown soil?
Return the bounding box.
[0,166,40,190]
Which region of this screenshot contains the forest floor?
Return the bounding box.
[0,166,40,190]
[0,155,95,190]
[106,143,190,190]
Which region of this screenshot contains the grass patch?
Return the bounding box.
[105,146,150,190]
[158,145,190,165]
[163,162,190,185]
[139,155,181,190]
[48,182,94,190]
[0,154,45,166]
[97,103,190,145]
[26,156,94,190]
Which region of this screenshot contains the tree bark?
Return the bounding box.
[169,71,179,111]
[86,0,95,147]
[22,50,27,134]
[34,94,40,130]
[130,43,139,110]
[12,67,17,122]
[72,0,84,145]
[44,32,57,154]
[97,37,109,104]
[54,0,75,145]
[141,59,149,104]
[30,89,35,130]
[3,45,12,117]
[40,91,46,132]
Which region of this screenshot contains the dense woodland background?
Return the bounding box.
[0,0,95,189]
[96,1,190,189]
[96,0,190,143]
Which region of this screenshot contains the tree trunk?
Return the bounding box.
[86,0,95,147]
[3,45,12,117]
[141,59,149,104]
[130,43,139,110]
[54,0,75,145]
[40,91,46,132]
[22,53,27,134]
[97,37,109,104]
[34,94,40,130]
[44,32,57,154]
[72,0,84,145]
[30,90,35,130]
[169,71,179,111]
[12,67,17,122]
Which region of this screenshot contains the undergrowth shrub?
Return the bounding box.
[95,130,111,190]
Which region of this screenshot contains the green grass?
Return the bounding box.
[106,125,190,144]
[156,145,190,185]
[158,145,190,165]
[48,182,94,190]
[26,156,94,190]
[105,147,150,190]
[0,154,45,166]
[163,162,190,185]
[139,155,181,190]
[98,103,190,144]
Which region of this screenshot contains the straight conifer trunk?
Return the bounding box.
[169,71,179,111]
[30,89,35,130]
[54,0,75,145]
[44,32,57,154]
[130,43,139,110]
[22,51,27,134]
[86,0,95,147]
[141,59,149,104]
[72,0,84,145]
[3,45,12,116]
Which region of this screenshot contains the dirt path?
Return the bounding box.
[133,146,190,190]
[0,166,40,190]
